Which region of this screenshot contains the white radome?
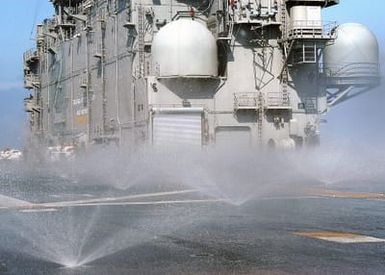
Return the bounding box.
[152,19,218,78]
[324,23,379,78]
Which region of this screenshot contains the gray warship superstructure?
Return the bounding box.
[23,0,380,149]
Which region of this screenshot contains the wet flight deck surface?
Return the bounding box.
[0,167,384,275]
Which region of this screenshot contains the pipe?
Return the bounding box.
[46,47,50,141]
[86,29,91,143]
[101,23,106,136]
[70,40,74,142]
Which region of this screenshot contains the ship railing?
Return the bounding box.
[287,20,337,40]
[234,92,258,110]
[266,92,290,108]
[24,74,41,89]
[24,97,40,113]
[24,73,40,81]
[23,49,39,63]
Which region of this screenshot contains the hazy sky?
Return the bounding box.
[0,0,383,148]
[0,1,53,147]
[322,1,385,145]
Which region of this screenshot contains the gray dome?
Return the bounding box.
[324,23,379,78]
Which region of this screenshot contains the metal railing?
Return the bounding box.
[24,74,40,89]
[234,93,258,109]
[23,49,39,63]
[266,92,290,107]
[24,98,40,113]
[287,20,337,39]
[234,92,290,110]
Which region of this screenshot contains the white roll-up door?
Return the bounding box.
[152,111,202,146]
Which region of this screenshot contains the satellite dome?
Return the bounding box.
[324,23,379,78]
[152,19,218,78]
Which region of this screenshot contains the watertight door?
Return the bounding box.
[152,113,202,146]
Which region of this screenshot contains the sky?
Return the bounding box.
[0,0,53,148]
[321,1,385,145]
[0,0,383,148]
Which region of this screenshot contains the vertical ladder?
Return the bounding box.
[257,92,264,144]
[280,1,290,106]
[281,66,289,106]
[280,1,287,40]
[137,4,145,78]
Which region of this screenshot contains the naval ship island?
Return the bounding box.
[23,0,380,151]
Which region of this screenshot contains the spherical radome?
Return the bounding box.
[324,23,379,78]
[152,19,218,78]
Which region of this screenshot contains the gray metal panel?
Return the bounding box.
[215,127,251,147]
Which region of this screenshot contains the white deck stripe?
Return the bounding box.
[42,189,199,207]
[47,199,224,208]
[316,236,385,243]
[295,231,385,244]
[19,208,58,213]
[13,199,224,211]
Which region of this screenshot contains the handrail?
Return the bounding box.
[23,49,39,62]
[287,20,337,38]
[234,92,258,108]
[234,92,290,109]
[267,91,289,107]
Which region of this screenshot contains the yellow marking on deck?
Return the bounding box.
[295,231,385,243]
[306,188,385,201]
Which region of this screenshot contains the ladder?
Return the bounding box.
[280,1,290,106]
[137,4,145,78]
[257,92,264,144]
[280,1,287,41]
[281,66,289,106]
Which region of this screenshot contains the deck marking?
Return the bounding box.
[0,194,32,208]
[49,193,95,198]
[46,199,224,208]
[42,189,199,207]
[306,188,385,201]
[19,208,58,213]
[0,189,218,210]
[295,231,385,243]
